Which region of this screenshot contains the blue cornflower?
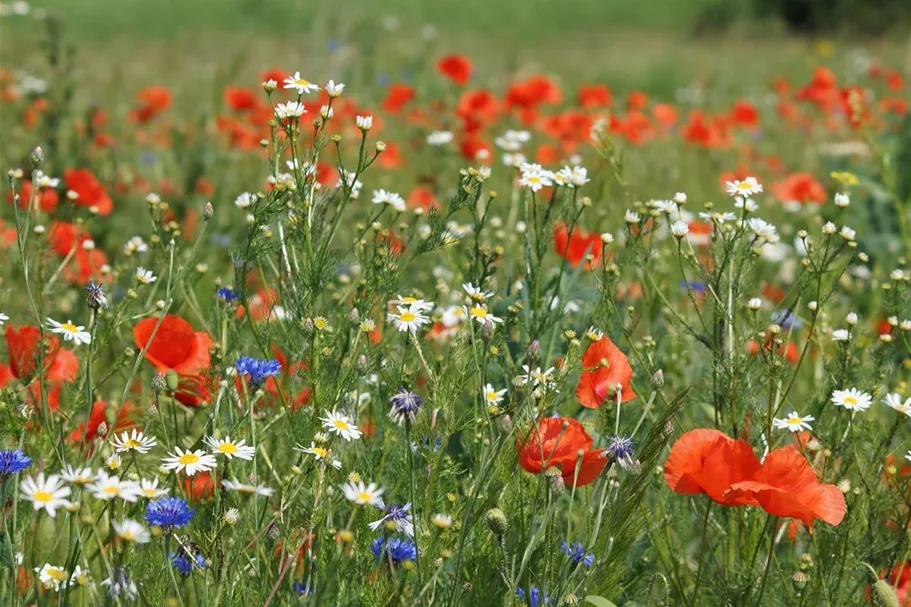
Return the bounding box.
[771,309,803,331]
[516,586,552,607]
[370,537,418,565]
[681,280,706,295]
[369,503,414,537]
[606,436,636,470]
[561,541,596,568]
[84,280,109,309]
[171,550,206,576]
[145,497,195,529]
[217,287,239,303]
[101,568,138,600]
[293,582,314,595]
[0,449,32,475]
[388,388,422,425]
[236,356,282,389]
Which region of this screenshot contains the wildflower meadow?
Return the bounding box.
[1,2,910,605]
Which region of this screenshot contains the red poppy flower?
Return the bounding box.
[133,315,213,377]
[456,89,499,125]
[459,136,492,163]
[652,104,678,129]
[407,187,439,212]
[436,54,472,86]
[517,417,606,487]
[576,335,637,408]
[577,84,612,109]
[64,169,114,216]
[726,448,846,530]
[664,429,762,505]
[224,87,260,113]
[627,91,648,111]
[382,84,416,114]
[185,471,218,501]
[553,222,601,269]
[772,173,826,205]
[732,100,759,128]
[235,288,279,323]
[130,86,171,123]
[4,325,79,383]
[9,180,58,213]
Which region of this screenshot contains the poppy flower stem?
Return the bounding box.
[690,499,712,605]
[753,518,778,607]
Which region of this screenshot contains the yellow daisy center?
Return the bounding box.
[62,322,79,333]
[103,486,120,495]
[736,182,752,191]
[218,443,238,455]
[311,447,328,458]
[178,453,200,465]
[470,308,488,319]
[32,491,53,503]
[295,78,311,87]
[48,568,67,582]
[400,312,416,322]
[787,417,801,425]
[124,439,141,448]
[357,491,372,502]
[333,420,350,431]
[843,396,857,406]
[486,392,499,401]
[142,488,157,497]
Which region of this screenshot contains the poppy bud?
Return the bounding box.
[485,508,508,536]
[791,571,809,591]
[30,146,44,169]
[870,579,899,607]
[165,370,180,392]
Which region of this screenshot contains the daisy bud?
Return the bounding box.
[673,192,687,204]
[165,370,180,392]
[375,141,386,153]
[671,220,689,239]
[834,192,849,207]
[822,222,837,235]
[900,320,911,331]
[30,146,44,169]
[96,422,108,438]
[747,297,762,311]
[33,224,45,234]
[808,301,818,312]
[485,508,508,536]
[262,79,277,92]
[562,594,580,605]
[845,312,858,326]
[600,232,614,245]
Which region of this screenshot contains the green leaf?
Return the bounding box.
[0,531,13,569]
[585,596,618,607]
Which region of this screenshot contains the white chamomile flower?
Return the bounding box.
[135,267,157,284]
[834,192,850,207]
[325,80,345,98]
[772,412,815,432]
[884,393,911,417]
[161,447,218,477]
[372,189,406,212]
[725,176,762,197]
[483,384,506,406]
[734,197,759,212]
[21,474,71,517]
[61,466,95,486]
[387,304,430,334]
[670,221,689,238]
[624,210,641,223]
[283,72,320,95]
[294,442,342,469]
[341,480,384,507]
[204,435,256,460]
[462,283,494,303]
[320,410,362,441]
[223,508,241,525]
[906,451,911,463]
[223,478,274,497]
[840,225,856,241]
[356,115,373,130]
[35,564,69,591]
[432,513,453,529]
[389,295,434,312]
[426,130,454,146]
[111,429,158,454]
[69,565,91,588]
[746,218,778,242]
[274,101,306,119]
[106,453,122,470]
[518,167,553,192]
[830,388,872,412]
[113,519,151,544]
[88,472,140,502]
[832,329,850,342]
[47,317,91,346]
[466,305,503,326]
[123,236,148,256]
[517,365,555,387]
[234,192,257,209]
[138,477,169,499]
[0,312,8,326]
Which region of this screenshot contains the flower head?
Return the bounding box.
[294,442,342,469]
[235,356,282,390]
[725,176,763,197]
[389,388,423,425]
[84,280,108,309]
[283,72,319,95]
[204,435,256,460]
[884,393,911,417]
[561,541,595,567]
[162,447,218,476]
[35,564,69,591]
[111,429,158,454]
[47,317,91,346]
[831,388,872,412]
[0,449,31,475]
[113,519,151,544]
[772,412,815,432]
[320,410,362,441]
[369,503,414,536]
[171,549,206,576]
[341,480,384,507]
[145,497,194,529]
[370,537,418,564]
[387,304,431,334]
[21,473,71,517]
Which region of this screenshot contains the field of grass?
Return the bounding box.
[1,1,911,606]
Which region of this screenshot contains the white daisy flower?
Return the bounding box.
[35,564,68,591]
[106,453,122,470]
[906,451,911,463]
[325,79,345,98]
[725,176,763,197]
[733,197,759,212]
[135,267,157,284]
[282,72,319,95]
[426,130,454,146]
[88,472,140,502]
[235,192,257,208]
[624,210,641,223]
[884,393,911,417]
[517,365,556,388]
[518,168,553,192]
[772,412,815,432]
[21,474,71,517]
[68,565,91,588]
[483,384,506,406]
[834,192,850,207]
[466,305,503,325]
[831,388,872,412]
[387,304,431,334]
[138,477,169,499]
[389,295,434,312]
[161,447,218,477]
[356,115,373,130]
[341,480,384,507]
[111,429,158,454]
[294,442,342,469]
[204,435,256,460]
[832,329,850,342]
[223,478,274,497]
[372,189,406,212]
[0,312,8,326]
[47,318,91,346]
[746,218,778,242]
[432,513,453,529]
[61,466,95,486]
[223,508,241,525]
[274,101,306,119]
[113,519,151,544]
[320,410,362,442]
[670,221,689,238]
[462,283,494,303]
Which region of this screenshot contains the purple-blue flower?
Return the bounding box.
[516,586,552,607]
[370,537,418,564]
[0,449,32,475]
[389,388,422,425]
[236,356,282,389]
[561,541,595,568]
[369,503,414,537]
[145,497,195,529]
[217,287,239,303]
[171,550,206,576]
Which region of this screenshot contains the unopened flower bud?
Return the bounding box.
[151,373,167,392]
[165,370,180,392]
[202,201,214,220]
[30,146,45,169]
[791,571,809,592]
[650,369,664,390]
[485,508,508,536]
